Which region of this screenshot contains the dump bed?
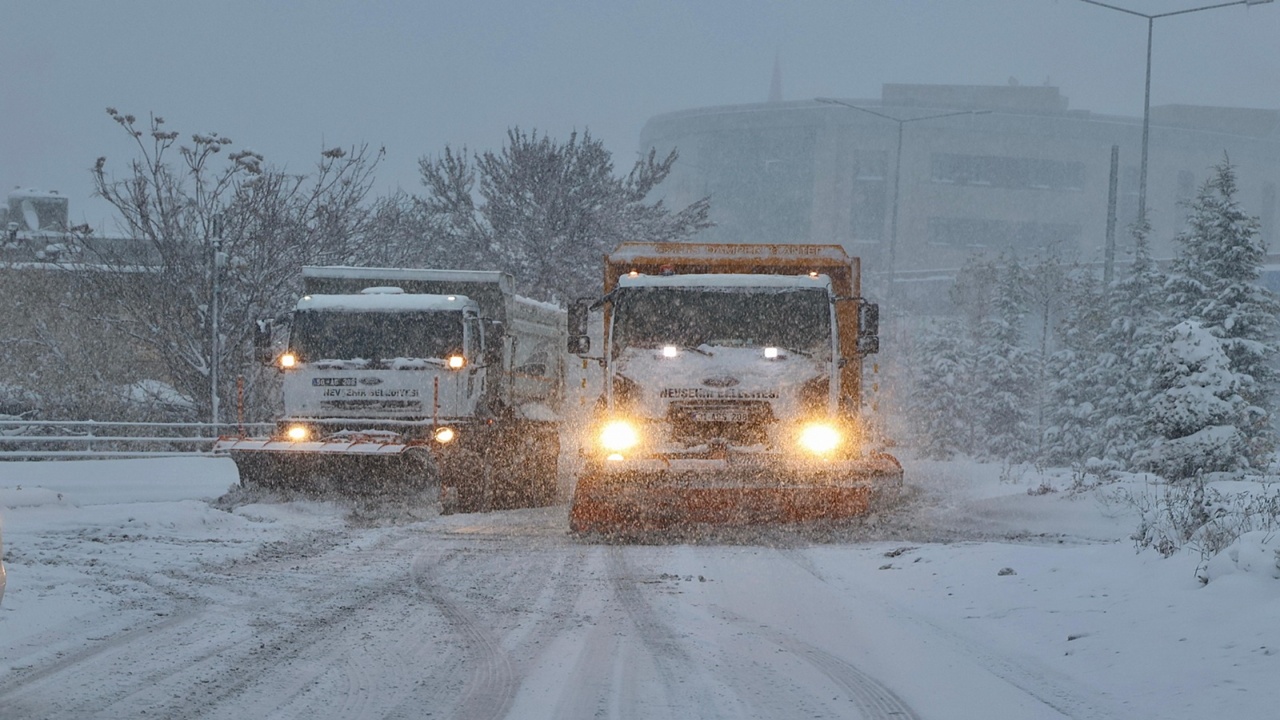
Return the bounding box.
[605,243,859,297]
[302,266,517,324]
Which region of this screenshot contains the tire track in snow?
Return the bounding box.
[712,605,920,720]
[777,548,1124,720]
[605,546,726,720]
[408,546,521,720]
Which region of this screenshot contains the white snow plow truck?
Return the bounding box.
[216,266,566,512]
[567,242,902,534]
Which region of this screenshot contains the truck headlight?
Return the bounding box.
[278,352,298,369]
[434,427,456,444]
[798,422,840,454]
[447,355,466,369]
[285,425,309,442]
[600,419,640,452]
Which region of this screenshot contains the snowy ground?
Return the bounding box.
[0,456,1277,719]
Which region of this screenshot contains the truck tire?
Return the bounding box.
[439,447,489,514]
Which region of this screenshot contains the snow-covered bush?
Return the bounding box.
[1125,476,1280,566]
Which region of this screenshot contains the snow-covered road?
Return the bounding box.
[0,457,1276,719]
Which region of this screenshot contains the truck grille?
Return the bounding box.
[320,399,423,410]
[667,401,774,445]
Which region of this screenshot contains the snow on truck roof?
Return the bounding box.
[295,293,477,312]
[618,272,832,290]
[302,266,508,284]
[609,242,852,264]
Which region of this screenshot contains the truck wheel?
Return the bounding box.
[531,431,561,506]
[440,447,488,514]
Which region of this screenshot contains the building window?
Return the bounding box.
[851,149,886,243]
[930,153,1084,191]
[928,217,1080,251]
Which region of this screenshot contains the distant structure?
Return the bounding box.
[640,84,1280,306]
[768,53,782,103]
[2,188,69,233]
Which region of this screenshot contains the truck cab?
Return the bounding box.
[274,288,489,440]
[567,242,900,534]
[605,272,843,457]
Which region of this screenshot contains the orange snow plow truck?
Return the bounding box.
[567,242,902,534]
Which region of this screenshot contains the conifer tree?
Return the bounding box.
[1165,159,1279,467]
[1140,320,1249,480]
[1095,220,1169,466]
[973,259,1034,460]
[1044,270,1111,465]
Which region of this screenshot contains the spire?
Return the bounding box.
[768,52,782,103]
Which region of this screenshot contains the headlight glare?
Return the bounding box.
[434,427,456,444]
[798,422,841,454]
[279,352,297,369]
[600,420,640,452]
[285,425,309,442]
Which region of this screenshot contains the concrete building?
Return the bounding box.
[639,84,1280,305]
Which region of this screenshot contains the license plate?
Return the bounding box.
[689,408,747,423]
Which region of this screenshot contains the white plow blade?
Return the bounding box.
[213,438,413,455]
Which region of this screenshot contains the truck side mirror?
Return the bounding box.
[857,301,880,355]
[254,319,275,365]
[568,297,591,355]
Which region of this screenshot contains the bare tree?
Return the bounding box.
[417,128,712,300]
[76,109,382,423]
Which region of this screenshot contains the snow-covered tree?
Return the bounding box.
[77,109,383,422]
[907,254,1036,459]
[1165,158,1279,466]
[1020,253,1070,456]
[1094,220,1169,466]
[1139,320,1249,480]
[972,259,1034,460]
[907,320,976,458]
[417,128,712,300]
[1043,269,1111,465]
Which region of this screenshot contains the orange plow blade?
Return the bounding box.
[569,452,903,535]
[569,484,873,534]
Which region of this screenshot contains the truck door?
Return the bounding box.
[464,312,484,401]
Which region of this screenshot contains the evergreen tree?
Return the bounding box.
[907,321,974,458]
[1021,253,1070,457]
[1139,320,1249,480]
[1043,269,1111,465]
[973,259,1034,460]
[1095,220,1169,466]
[1165,158,1279,466]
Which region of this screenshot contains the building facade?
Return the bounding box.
[639,84,1280,305]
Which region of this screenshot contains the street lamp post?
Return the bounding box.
[815,97,989,301]
[1077,0,1273,223]
[210,235,224,427]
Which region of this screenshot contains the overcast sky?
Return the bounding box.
[3,0,1278,230]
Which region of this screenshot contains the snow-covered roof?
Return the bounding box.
[6,188,66,201]
[618,272,832,290]
[302,266,507,285]
[610,242,850,264]
[295,293,477,312]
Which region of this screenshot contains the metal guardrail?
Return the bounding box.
[0,419,275,460]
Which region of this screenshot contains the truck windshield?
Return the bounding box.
[611,286,831,358]
[291,310,465,362]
